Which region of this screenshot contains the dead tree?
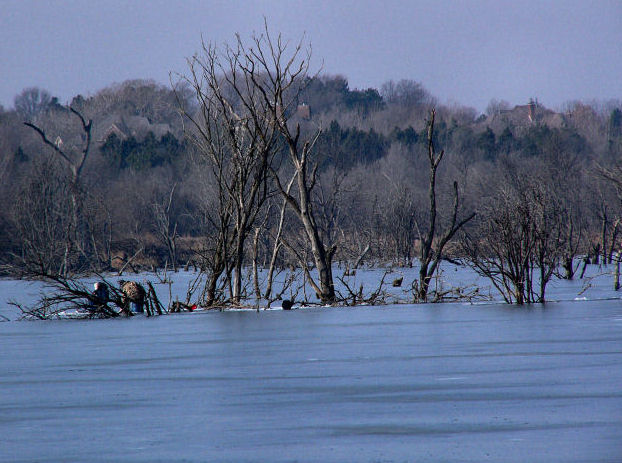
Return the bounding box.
[416,109,474,302]
[461,163,567,304]
[607,218,621,264]
[13,273,167,320]
[599,204,608,266]
[597,164,622,264]
[23,106,94,276]
[11,272,131,319]
[530,182,567,302]
[561,212,582,280]
[10,160,76,277]
[244,26,336,304]
[175,32,280,305]
[461,188,536,304]
[182,23,336,304]
[252,180,294,302]
[615,251,622,290]
[153,183,180,272]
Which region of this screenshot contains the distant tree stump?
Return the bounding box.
[282,299,293,310]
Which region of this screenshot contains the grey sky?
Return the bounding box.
[1,0,621,112]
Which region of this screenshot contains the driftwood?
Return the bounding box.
[12,272,166,320]
[337,269,392,306]
[170,301,197,312]
[146,281,165,315]
[12,277,129,320]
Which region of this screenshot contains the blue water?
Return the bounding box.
[2,300,622,462]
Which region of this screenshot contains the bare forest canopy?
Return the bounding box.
[2,43,622,306]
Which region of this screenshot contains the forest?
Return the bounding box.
[2,28,622,308]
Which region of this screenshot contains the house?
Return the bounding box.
[97,115,173,143]
[296,103,311,120]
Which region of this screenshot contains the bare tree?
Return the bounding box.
[12,272,166,320]
[376,172,418,266]
[561,210,583,280]
[21,106,94,275]
[380,79,436,109]
[153,183,180,272]
[485,98,511,117]
[461,183,534,304]
[190,157,235,306]
[416,109,474,302]
[10,158,75,276]
[14,87,52,121]
[530,182,567,302]
[461,161,567,304]
[260,178,295,301]
[247,27,338,303]
[184,22,336,303]
[175,36,281,303]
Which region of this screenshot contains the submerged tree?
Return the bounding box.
[178,23,337,304]
[175,30,282,304]
[415,109,474,302]
[249,27,337,303]
[461,161,568,304]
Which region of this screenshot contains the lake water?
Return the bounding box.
[2,266,622,462]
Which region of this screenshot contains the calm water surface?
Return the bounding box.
[2,300,622,462]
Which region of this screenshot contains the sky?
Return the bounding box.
[1,0,621,113]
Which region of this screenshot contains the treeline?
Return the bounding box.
[2,31,622,305]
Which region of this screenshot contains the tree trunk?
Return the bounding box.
[418,260,431,302]
[608,219,620,264]
[232,258,243,304]
[601,212,608,266]
[252,227,261,300]
[264,194,290,301]
[579,257,588,279]
[416,110,474,302]
[562,256,574,280]
[303,217,335,303]
[205,271,220,307]
[515,281,525,305]
[615,251,621,291]
[539,265,546,303]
